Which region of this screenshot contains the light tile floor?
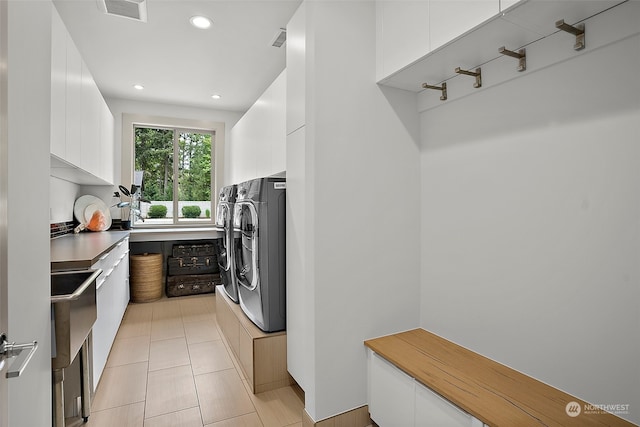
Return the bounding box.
[69,293,304,427]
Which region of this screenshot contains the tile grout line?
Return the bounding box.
[91,295,304,427]
[183,306,207,427]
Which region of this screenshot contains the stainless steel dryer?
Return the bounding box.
[233,177,286,332]
[215,185,238,302]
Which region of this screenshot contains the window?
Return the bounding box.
[133,125,215,225]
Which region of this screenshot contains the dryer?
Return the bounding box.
[215,185,238,302]
[233,177,286,332]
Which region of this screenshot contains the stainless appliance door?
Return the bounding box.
[215,199,225,226]
[217,203,232,272]
[234,202,259,292]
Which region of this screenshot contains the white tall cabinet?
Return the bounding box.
[283,1,422,422]
[50,6,115,186]
[284,0,307,395]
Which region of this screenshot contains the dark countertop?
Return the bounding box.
[51,230,130,271]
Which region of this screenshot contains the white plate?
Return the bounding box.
[73,195,112,231]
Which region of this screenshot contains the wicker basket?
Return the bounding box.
[130,253,163,303]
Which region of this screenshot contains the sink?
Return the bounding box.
[51,269,101,370]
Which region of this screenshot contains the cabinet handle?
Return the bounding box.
[98,252,111,261]
[1,335,39,379]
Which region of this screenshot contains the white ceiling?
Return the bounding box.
[53,0,302,112]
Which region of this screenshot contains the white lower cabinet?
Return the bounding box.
[415,381,482,427]
[369,350,486,427]
[370,352,415,426]
[92,237,129,392]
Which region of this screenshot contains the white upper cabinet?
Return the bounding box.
[81,60,101,176]
[50,6,114,185]
[286,1,306,136]
[376,0,626,92]
[500,0,522,12]
[99,99,115,184]
[376,1,429,81]
[228,70,286,184]
[65,31,82,168]
[429,0,498,51]
[500,0,624,36]
[50,8,66,159]
[376,0,499,80]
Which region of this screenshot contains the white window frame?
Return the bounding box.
[121,113,225,228]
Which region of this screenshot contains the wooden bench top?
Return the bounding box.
[365,329,634,427]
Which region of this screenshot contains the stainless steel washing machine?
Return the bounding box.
[233,176,286,332]
[215,185,238,302]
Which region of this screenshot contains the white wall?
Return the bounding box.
[419,15,640,426]
[285,1,422,421]
[50,176,81,223]
[6,1,53,425]
[227,70,286,185]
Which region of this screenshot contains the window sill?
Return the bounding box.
[128,226,223,242]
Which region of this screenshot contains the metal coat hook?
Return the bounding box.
[422,82,447,101]
[555,19,585,50]
[455,67,482,88]
[498,46,526,71]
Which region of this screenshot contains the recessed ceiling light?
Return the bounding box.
[133,84,144,90]
[190,15,212,29]
[211,94,222,99]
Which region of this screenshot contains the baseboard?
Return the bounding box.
[302,405,372,427]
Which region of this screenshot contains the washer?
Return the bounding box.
[215,185,239,302]
[233,177,286,332]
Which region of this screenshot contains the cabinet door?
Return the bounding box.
[50,8,66,159]
[500,0,622,36]
[65,35,82,167]
[99,99,115,184]
[91,247,118,391]
[92,269,114,391]
[415,381,474,427]
[429,0,499,51]
[286,1,306,135]
[111,240,128,325]
[376,0,430,80]
[80,60,100,177]
[500,0,522,12]
[369,352,415,426]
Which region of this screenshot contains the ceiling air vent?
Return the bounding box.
[98,0,148,23]
[270,28,286,48]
